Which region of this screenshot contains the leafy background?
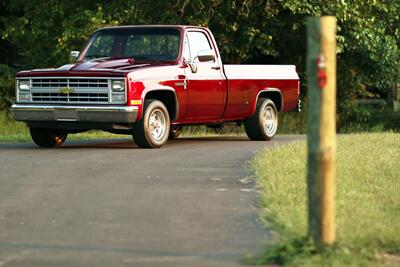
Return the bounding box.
[1,0,399,126]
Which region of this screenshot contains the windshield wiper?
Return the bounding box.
[84,55,111,61]
[133,56,175,63]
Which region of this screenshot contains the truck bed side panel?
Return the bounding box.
[223,65,300,119]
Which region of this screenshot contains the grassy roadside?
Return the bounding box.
[251,133,400,266]
[0,111,30,142]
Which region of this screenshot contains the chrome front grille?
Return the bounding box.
[31,78,109,89]
[32,92,109,103]
[17,77,127,104]
[27,77,115,104]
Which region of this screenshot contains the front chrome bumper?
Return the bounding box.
[11,104,138,123]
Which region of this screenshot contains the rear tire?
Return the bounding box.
[244,98,278,140]
[29,128,68,147]
[132,100,170,148]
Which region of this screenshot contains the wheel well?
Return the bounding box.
[144,90,178,121]
[258,90,283,111]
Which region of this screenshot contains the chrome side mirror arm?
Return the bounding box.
[184,58,198,73]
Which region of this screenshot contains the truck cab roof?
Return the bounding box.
[96,25,209,32]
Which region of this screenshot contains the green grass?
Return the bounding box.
[0,111,30,142]
[277,111,307,134]
[251,133,400,266]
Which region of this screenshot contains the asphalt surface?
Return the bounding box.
[0,135,302,267]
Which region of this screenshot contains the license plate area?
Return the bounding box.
[54,109,78,121]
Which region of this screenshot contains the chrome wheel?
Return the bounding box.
[262,105,278,136]
[149,109,167,142]
[244,98,278,141]
[132,99,170,148]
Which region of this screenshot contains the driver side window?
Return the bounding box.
[185,31,212,62]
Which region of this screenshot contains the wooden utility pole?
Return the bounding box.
[306,16,337,246]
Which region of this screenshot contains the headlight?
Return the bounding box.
[18,79,30,91]
[18,92,30,102]
[111,80,125,92]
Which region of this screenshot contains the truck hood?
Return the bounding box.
[16,58,174,77]
[68,58,151,71]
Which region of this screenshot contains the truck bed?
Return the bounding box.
[222,65,300,119]
[224,65,299,80]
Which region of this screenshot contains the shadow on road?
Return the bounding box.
[0,136,258,150]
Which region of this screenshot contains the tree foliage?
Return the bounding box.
[1,0,399,122]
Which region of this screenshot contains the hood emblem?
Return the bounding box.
[59,87,74,94]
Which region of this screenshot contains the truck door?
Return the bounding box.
[183,31,226,121]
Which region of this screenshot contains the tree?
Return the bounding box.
[0,0,399,126]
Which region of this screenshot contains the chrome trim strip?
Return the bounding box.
[15,76,124,80]
[256,88,284,111]
[11,104,138,112]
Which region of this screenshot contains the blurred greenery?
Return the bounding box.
[0,0,399,130]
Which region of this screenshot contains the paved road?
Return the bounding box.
[0,135,302,267]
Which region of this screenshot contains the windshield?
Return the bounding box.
[83,28,181,62]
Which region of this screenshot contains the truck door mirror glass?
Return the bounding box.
[196,49,215,62]
[69,51,80,62]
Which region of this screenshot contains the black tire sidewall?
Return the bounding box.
[29,128,68,147]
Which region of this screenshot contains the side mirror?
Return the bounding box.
[69,51,80,62]
[196,49,215,62]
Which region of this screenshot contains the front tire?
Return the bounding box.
[132,100,170,148]
[29,128,68,147]
[244,98,278,140]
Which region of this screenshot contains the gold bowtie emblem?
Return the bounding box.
[59,87,74,94]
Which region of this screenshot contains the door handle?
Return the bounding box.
[175,80,187,90]
[211,66,221,70]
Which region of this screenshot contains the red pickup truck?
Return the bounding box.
[12,25,300,148]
